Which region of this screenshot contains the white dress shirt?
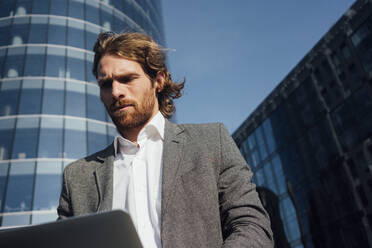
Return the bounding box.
[113,112,164,248]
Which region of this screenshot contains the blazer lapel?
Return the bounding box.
[161,120,185,225]
[95,144,115,212]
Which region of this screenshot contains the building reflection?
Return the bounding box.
[233,0,372,247]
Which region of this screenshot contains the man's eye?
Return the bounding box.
[99,79,112,88]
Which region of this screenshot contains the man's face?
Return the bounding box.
[97,54,160,132]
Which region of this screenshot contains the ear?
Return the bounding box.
[155,71,165,93]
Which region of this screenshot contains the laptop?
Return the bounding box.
[0,210,142,248]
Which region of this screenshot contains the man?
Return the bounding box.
[57,32,273,248]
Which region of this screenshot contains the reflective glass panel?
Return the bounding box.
[263,162,277,194]
[0,163,8,209]
[23,46,45,76]
[65,82,85,117]
[38,117,63,158]
[100,4,113,30]
[263,118,276,154]
[0,19,11,46]
[42,79,64,114]
[86,25,100,51]
[45,46,66,77]
[12,117,39,159]
[0,79,21,116]
[66,49,85,81]
[32,0,49,14]
[48,18,66,45]
[18,79,42,114]
[10,17,29,45]
[0,0,16,18]
[1,213,31,227]
[50,0,67,16]
[33,161,62,210]
[256,126,268,160]
[64,118,87,159]
[255,168,265,186]
[67,20,84,49]
[87,84,106,121]
[31,212,58,224]
[68,0,84,19]
[3,47,26,78]
[86,53,96,82]
[3,162,35,212]
[15,0,31,16]
[107,125,117,144]
[272,155,287,195]
[28,16,48,43]
[85,1,100,25]
[248,132,256,150]
[0,49,5,77]
[0,119,15,160]
[87,121,107,154]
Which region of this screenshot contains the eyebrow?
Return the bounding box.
[98,73,140,85]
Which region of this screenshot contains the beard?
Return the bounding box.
[107,90,156,131]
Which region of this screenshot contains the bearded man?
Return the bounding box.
[57,32,273,248]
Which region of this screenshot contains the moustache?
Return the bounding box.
[110,99,136,112]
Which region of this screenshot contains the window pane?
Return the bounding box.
[0,163,9,209]
[12,117,39,159]
[1,213,31,227]
[67,19,84,49]
[65,82,85,117]
[38,117,63,158]
[31,0,49,14]
[272,155,287,195]
[68,0,84,19]
[10,17,29,45]
[23,46,45,76]
[87,84,106,121]
[87,121,107,154]
[0,119,15,160]
[50,0,67,16]
[64,118,87,159]
[3,47,26,78]
[107,125,117,145]
[4,162,35,212]
[48,18,66,45]
[85,1,99,25]
[263,162,277,194]
[86,53,95,82]
[18,79,42,114]
[15,0,31,16]
[28,16,48,43]
[0,19,11,46]
[45,46,66,77]
[42,79,64,114]
[263,118,276,154]
[66,49,85,80]
[0,79,21,116]
[256,126,268,160]
[0,0,16,18]
[31,212,58,225]
[255,169,265,187]
[86,24,100,51]
[100,4,113,30]
[33,161,62,210]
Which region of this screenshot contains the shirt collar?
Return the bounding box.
[114,111,165,155]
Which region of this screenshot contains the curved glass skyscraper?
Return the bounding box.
[0,0,164,227]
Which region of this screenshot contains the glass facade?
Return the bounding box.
[0,0,164,227]
[233,1,372,247]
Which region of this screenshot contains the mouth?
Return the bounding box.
[112,104,134,112]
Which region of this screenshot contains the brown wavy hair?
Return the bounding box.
[92,32,184,119]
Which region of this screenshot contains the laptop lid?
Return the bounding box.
[0,210,142,248]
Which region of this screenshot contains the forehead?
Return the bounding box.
[97,54,144,77]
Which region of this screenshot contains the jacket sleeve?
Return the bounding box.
[57,166,73,220]
[218,123,274,248]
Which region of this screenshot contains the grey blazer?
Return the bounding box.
[57,120,273,248]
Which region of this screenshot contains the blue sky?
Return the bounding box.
[162,0,355,133]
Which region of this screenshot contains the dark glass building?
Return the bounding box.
[233,0,372,247]
[0,0,164,228]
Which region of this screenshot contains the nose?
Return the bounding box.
[111,80,125,99]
